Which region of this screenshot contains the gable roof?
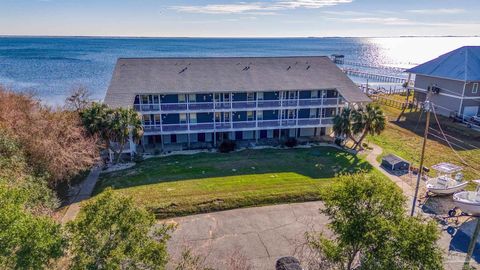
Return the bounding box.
[406,46,480,82]
[104,56,370,108]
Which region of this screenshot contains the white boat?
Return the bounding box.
[426,162,468,195]
[453,180,480,216]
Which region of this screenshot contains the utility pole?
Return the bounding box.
[410,91,432,217]
[463,218,480,269]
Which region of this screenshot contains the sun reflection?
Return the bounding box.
[368,37,480,68]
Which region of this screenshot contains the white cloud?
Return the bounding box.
[171,0,353,15]
[328,15,480,28]
[407,8,465,14]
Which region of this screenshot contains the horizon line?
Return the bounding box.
[1,34,479,39]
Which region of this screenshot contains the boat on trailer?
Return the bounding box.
[426,162,468,195]
[453,180,480,216]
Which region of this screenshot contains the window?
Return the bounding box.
[189,94,196,102]
[289,91,296,99]
[142,95,149,104]
[310,108,317,118]
[257,92,264,100]
[153,95,159,104]
[178,94,186,103]
[179,113,187,124]
[143,115,151,125]
[214,93,221,102]
[473,83,479,94]
[311,91,318,98]
[224,93,230,102]
[247,111,254,121]
[134,95,140,104]
[247,92,255,101]
[224,112,230,122]
[190,113,197,124]
[288,109,296,119]
[154,115,161,125]
[257,111,263,121]
[215,112,221,122]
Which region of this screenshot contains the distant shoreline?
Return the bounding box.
[0,35,479,39]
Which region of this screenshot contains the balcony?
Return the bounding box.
[161,103,187,111]
[143,117,333,134]
[233,121,256,129]
[257,100,281,108]
[298,118,321,125]
[258,120,280,128]
[232,101,256,109]
[282,100,298,107]
[321,118,334,125]
[189,123,215,131]
[215,122,232,130]
[162,124,189,132]
[188,103,214,110]
[134,97,343,112]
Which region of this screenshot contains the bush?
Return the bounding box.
[219,140,236,153]
[284,138,298,148]
[133,153,144,163]
[334,138,343,146]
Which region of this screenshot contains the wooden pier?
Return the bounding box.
[341,60,406,73]
[343,68,407,84]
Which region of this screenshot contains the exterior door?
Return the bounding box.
[464,106,479,117]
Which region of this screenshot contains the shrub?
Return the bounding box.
[219,140,236,153]
[284,137,298,148]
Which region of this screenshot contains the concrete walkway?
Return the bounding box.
[61,167,101,224]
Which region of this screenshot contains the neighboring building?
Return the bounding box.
[407,46,480,118]
[104,56,370,154]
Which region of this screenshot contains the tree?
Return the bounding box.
[306,173,443,270]
[80,102,113,150]
[0,186,65,270]
[65,86,92,112]
[332,108,358,146]
[108,108,144,163]
[67,189,172,270]
[0,86,98,186]
[80,104,143,164]
[352,103,386,150]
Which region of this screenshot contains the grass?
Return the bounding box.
[94,146,376,218]
[367,99,480,187]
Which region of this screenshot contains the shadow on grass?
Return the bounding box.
[94,146,372,194]
[387,108,480,151]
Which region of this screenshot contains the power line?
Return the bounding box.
[431,104,480,177]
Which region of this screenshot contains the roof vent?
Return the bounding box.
[243,66,251,71]
[287,66,291,71]
[306,65,311,70]
[179,67,188,74]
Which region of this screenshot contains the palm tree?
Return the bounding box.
[108,108,144,163]
[352,103,386,150]
[80,102,113,150]
[333,107,358,146]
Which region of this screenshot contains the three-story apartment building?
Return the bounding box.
[104,56,370,154]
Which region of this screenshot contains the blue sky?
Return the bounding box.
[1,0,479,37]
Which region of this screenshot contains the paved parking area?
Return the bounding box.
[165,201,328,269]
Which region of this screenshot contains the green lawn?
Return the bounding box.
[367,101,480,187]
[95,146,376,218]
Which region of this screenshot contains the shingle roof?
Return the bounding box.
[406,46,480,82]
[104,56,370,108]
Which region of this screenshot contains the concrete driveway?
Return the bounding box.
[165,201,328,269]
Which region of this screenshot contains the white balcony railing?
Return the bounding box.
[142,117,335,134]
[134,98,342,112]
